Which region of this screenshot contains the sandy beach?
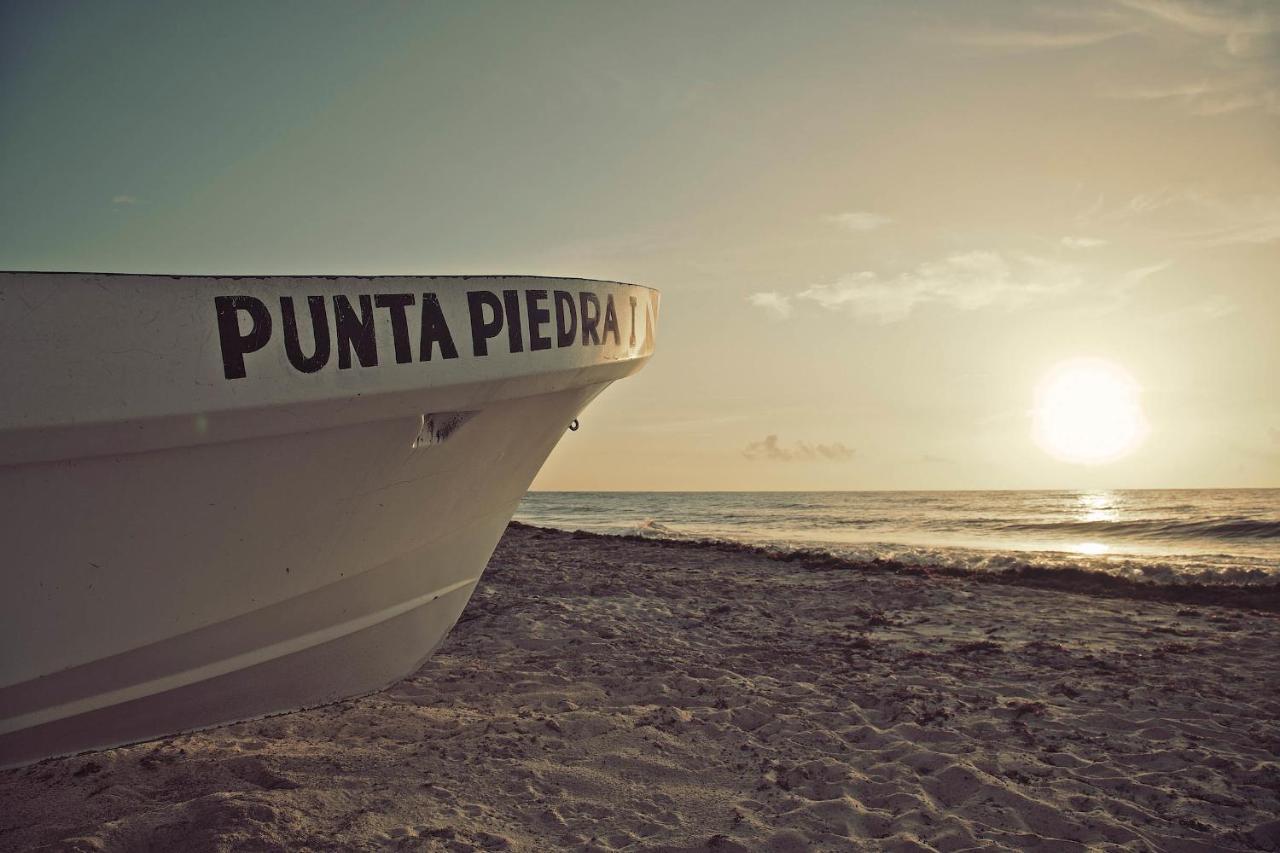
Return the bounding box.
[2,523,1278,852]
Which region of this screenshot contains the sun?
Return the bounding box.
[1032,358,1149,465]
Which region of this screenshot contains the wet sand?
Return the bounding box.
[2,523,1278,852]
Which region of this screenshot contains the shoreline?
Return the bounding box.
[3,523,1278,851]
[516,522,1280,614]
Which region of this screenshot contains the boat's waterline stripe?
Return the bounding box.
[0,576,479,735]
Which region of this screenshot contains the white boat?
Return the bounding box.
[0,272,658,767]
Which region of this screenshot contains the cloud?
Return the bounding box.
[795,251,1082,323]
[826,211,893,232]
[1146,293,1239,327]
[1116,259,1174,293]
[1078,190,1280,247]
[1105,77,1274,114]
[1061,236,1109,248]
[947,26,1133,50]
[943,0,1280,115]
[753,250,1177,324]
[1108,0,1280,114]
[746,291,793,318]
[1108,73,1279,115]
[111,195,143,205]
[1116,0,1280,57]
[1171,194,1280,247]
[743,434,854,462]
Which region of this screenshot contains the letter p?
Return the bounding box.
[215,295,273,379]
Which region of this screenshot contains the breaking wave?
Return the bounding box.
[515,489,1280,593]
[509,520,1280,612]
[997,516,1280,542]
[614,523,1280,588]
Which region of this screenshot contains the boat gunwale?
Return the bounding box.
[0,270,661,295]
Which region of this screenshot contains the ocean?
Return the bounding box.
[515,489,1280,587]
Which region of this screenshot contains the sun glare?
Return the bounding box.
[1032,358,1148,465]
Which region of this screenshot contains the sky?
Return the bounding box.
[2,0,1277,490]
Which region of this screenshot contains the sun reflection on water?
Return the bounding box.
[1077,491,1119,523]
[1073,541,1110,556]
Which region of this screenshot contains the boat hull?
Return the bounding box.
[0,273,657,766]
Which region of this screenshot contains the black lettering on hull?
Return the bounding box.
[468,290,504,356]
[602,294,620,346]
[334,294,378,369]
[554,290,577,347]
[280,295,330,373]
[420,293,459,361]
[216,295,272,380]
[215,285,641,380]
[502,289,524,353]
[375,293,416,364]
[580,292,601,345]
[526,289,551,351]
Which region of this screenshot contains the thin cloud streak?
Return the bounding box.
[1111,0,1280,114]
[1116,0,1279,56]
[826,211,893,232]
[943,0,1279,115]
[1062,236,1109,248]
[748,251,1188,325]
[1077,190,1280,248]
[946,27,1133,50]
[743,435,855,463]
[747,291,793,318]
[794,251,1082,324]
[1107,71,1279,115]
[1080,261,1173,316]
